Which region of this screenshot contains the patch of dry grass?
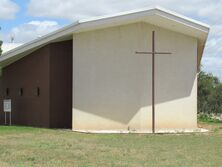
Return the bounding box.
[0,124,221,167]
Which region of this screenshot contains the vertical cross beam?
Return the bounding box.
[135,31,171,133]
[152,31,155,134]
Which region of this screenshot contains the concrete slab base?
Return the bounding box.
[73,128,208,134]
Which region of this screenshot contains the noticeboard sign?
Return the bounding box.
[3,99,11,112]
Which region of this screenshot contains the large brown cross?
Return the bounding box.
[136,31,172,133]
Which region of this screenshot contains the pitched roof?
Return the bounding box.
[0,6,210,68]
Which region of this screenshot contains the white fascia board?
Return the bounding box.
[154,6,210,31]
[79,6,209,33]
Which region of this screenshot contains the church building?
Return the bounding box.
[0,7,209,132]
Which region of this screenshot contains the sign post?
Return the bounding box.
[3,99,12,125]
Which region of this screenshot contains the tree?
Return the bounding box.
[198,71,222,114]
[0,26,2,55]
[0,40,2,56]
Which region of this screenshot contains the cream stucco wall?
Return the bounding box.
[72,22,197,131]
[155,28,197,130]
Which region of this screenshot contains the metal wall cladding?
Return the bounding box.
[0,40,73,129]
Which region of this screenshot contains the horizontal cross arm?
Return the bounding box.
[155,52,172,54]
[135,51,172,54]
[135,51,153,54]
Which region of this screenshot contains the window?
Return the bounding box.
[19,88,23,96]
[6,88,9,96]
[36,87,40,96]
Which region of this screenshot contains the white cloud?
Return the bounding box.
[27,0,221,22]
[27,0,127,20]
[2,20,61,43]
[197,2,222,22]
[202,56,222,80]
[201,23,222,79]
[2,43,23,53]
[204,25,222,58]
[0,0,19,19]
[27,0,189,20]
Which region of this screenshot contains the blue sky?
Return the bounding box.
[0,0,69,34]
[0,0,222,79]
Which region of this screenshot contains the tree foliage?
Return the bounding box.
[0,40,2,56]
[198,71,222,114]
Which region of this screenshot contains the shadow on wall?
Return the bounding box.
[73,56,196,125]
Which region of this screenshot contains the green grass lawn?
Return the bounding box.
[0,124,221,167]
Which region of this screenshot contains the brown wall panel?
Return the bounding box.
[0,45,50,127]
[50,40,73,128]
[0,40,73,128]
